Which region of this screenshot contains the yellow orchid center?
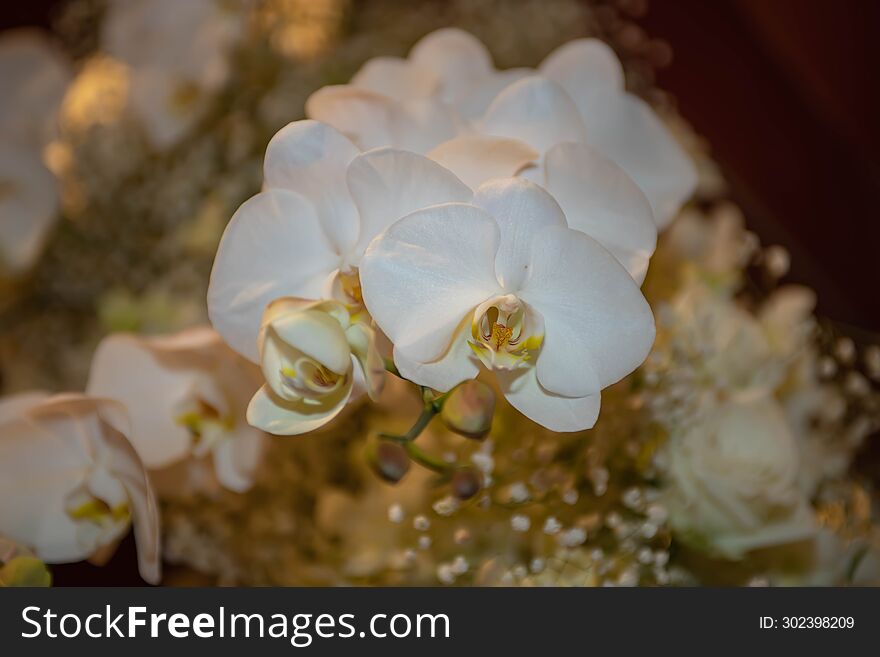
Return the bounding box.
[174,396,235,451]
[469,295,543,371]
[280,357,347,401]
[65,490,130,528]
[338,268,363,306]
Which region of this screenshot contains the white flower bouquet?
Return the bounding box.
[0,0,877,587]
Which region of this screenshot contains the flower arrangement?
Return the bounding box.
[0,0,878,587]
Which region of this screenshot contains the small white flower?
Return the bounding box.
[208,120,474,361]
[101,0,241,148]
[87,327,266,494]
[246,298,384,436]
[663,398,815,558]
[0,392,160,583]
[360,177,655,432]
[307,28,696,227]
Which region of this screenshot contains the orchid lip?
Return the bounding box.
[280,358,347,400]
[468,294,544,371]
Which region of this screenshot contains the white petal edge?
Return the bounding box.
[519,225,655,393]
[393,321,480,393]
[360,203,502,363]
[428,136,537,190]
[544,141,657,284]
[576,92,697,228]
[481,76,587,154]
[247,382,351,436]
[352,56,439,100]
[87,333,197,469]
[207,189,340,362]
[497,367,601,432]
[263,120,360,255]
[347,147,473,260]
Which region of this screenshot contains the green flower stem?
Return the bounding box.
[376,381,456,473]
[380,405,437,443]
[403,441,452,474]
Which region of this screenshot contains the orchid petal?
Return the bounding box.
[0,143,59,273]
[472,178,567,291]
[262,304,352,376]
[263,120,360,254]
[544,141,657,283]
[306,87,458,154]
[393,322,480,393]
[0,416,92,562]
[575,92,697,227]
[207,189,340,361]
[347,147,472,259]
[96,415,161,584]
[452,68,532,119]
[345,323,385,401]
[539,38,624,97]
[352,56,439,100]
[409,28,494,101]
[0,390,49,423]
[211,427,264,493]
[247,382,351,436]
[87,334,197,468]
[518,226,655,393]
[497,367,601,432]
[482,76,587,154]
[428,136,537,190]
[360,203,501,363]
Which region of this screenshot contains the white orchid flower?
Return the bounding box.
[433,137,657,283]
[0,143,60,273]
[359,177,655,432]
[307,28,696,227]
[87,327,266,494]
[0,30,71,274]
[208,119,498,362]
[101,0,240,148]
[246,297,385,435]
[0,29,71,148]
[0,392,160,583]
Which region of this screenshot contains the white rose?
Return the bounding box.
[664,398,815,558]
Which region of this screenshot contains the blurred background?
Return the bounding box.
[2,0,878,585]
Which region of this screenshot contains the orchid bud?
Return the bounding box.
[441,380,496,439]
[452,467,483,500]
[0,556,51,587]
[367,439,411,484]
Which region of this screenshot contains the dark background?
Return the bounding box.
[2,0,878,584]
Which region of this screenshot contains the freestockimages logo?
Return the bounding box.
[20,606,451,646]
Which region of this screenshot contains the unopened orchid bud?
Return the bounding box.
[441,380,496,439]
[0,556,51,587]
[452,467,483,500]
[368,439,411,484]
